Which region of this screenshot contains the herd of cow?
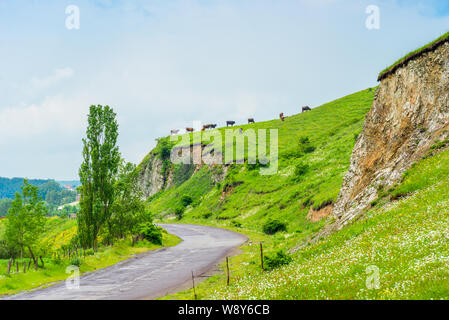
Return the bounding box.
[170,106,311,135]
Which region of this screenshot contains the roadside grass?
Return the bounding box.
[0,217,181,296]
[164,148,449,300]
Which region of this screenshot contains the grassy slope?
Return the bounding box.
[143,88,376,299]
[379,31,449,79]
[0,217,181,296]
[164,148,449,300]
[149,88,375,243]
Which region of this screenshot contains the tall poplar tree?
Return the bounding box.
[78,105,121,250]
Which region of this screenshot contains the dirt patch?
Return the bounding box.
[307,204,334,223]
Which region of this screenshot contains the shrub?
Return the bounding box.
[174,206,185,220]
[70,257,82,267]
[263,219,287,235]
[202,212,212,219]
[303,146,316,154]
[293,162,309,181]
[231,220,242,228]
[181,195,193,207]
[85,248,95,256]
[138,222,163,245]
[264,250,293,271]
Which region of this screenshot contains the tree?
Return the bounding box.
[4,180,47,268]
[104,161,148,243]
[78,105,121,250]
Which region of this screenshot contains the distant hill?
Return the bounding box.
[56,180,81,188]
[0,177,77,216]
[0,177,51,199]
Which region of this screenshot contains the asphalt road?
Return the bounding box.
[5,223,247,300]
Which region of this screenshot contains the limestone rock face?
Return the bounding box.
[137,143,227,199]
[333,41,449,227]
[138,155,174,199]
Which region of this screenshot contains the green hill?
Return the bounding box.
[174,148,449,299]
[146,88,374,241]
[141,86,449,300]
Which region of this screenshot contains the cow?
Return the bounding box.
[302,106,311,113]
[279,113,285,122]
[248,118,255,124]
[202,124,218,131]
[170,129,180,135]
[226,121,236,127]
[186,127,194,132]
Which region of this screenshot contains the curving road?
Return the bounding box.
[5,224,247,300]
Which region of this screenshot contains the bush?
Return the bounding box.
[181,195,193,207]
[263,219,287,235]
[231,220,242,228]
[264,250,293,271]
[174,206,185,220]
[138,222,163,245]
[85,248,95,256]
[293,162,309,181]
[70,257,82,267]
[202,212,212,219]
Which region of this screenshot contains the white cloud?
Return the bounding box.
[30,67,74,91]
[0,95,87,143]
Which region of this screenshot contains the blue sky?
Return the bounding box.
[0,0,448,179]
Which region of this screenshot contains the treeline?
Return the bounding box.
[0,177,49,199]
[0,179,77,217]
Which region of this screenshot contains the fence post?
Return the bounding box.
[260,243,264,272]
[226,257,230,286]
[191,271,197,300]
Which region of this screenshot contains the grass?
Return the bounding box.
[164,148,449,300]
[0,217,181,296]
[378,31,449,80]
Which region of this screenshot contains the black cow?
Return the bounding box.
[248,118,255,124]
[226,121,236,127]
[302,106,311,113]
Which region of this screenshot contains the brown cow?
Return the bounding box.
[302,106,311,113]
[186,127,194,132]
[202,124,218,131]
[279,113,285,122]
[248,118,255,124]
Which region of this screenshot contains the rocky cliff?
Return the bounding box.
[332,39,449,228]
[138,143,227,199]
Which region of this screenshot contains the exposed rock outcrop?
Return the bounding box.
[333,41,449,228]
[138,143,227,199]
